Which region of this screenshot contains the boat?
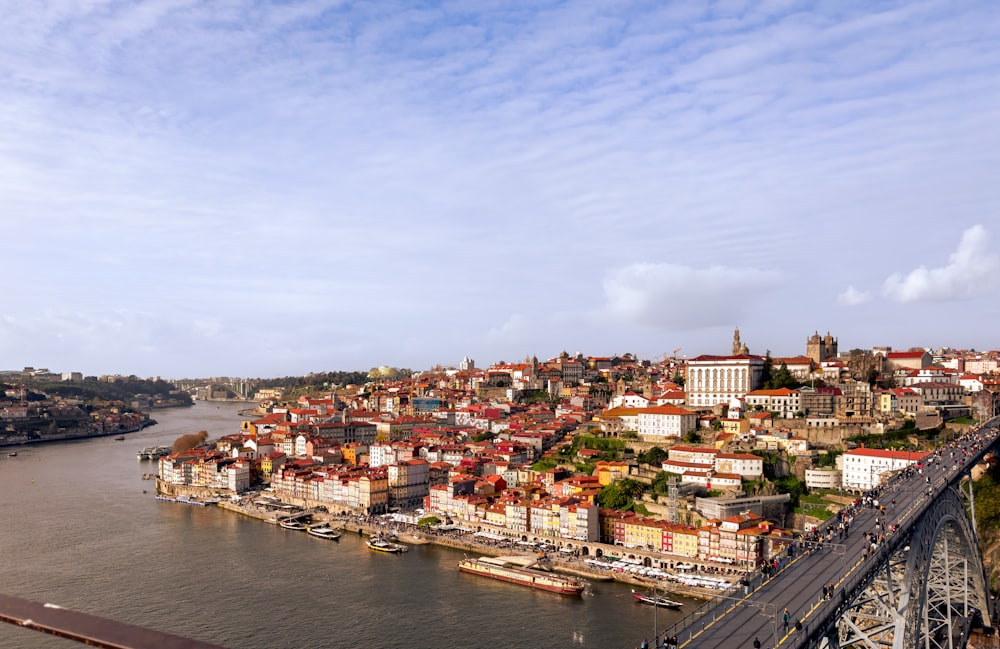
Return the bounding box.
[458,557,584,596]
[631,588,683,609]
[307,526,343,541]
[7,451,17,457]
[175,494,207,506]
[367,536,408,553]
[138,446,172,460]
[279,520,308,530]
[114,435,125,441]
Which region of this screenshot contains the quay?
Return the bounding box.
[210,498,725,595]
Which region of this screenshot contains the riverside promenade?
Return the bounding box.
[212,498,727,598]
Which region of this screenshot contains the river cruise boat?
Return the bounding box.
[458,557,584,596]
[279,520,308,530]
[137,446,171,460]
[307,526,342,540]
[367,536,407,553]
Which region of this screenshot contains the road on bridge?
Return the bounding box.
[659,418,1000,649]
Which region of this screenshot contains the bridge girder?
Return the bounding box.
[828,487,991,649]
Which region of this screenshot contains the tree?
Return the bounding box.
[638,446,668,466]
[595,483,630,509]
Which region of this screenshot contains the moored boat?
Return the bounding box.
[631,588,683,609]
[458,557,584,596]
[367,536,407,553]
[279,520,308,530]
[307,526,342,541]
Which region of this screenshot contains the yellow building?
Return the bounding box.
[595,461,629,486]
[720,418,750,435]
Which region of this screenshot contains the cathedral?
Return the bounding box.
[807,331,838,363]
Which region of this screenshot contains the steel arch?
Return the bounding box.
[830,487,992,649]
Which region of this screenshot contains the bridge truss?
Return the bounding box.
[825,486,993,649]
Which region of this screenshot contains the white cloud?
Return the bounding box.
[882,225,1000,303]
[837,286,872,306]
[602,263,783,330]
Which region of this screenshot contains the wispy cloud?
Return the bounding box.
[602,263,783,330]
[3,2,1000,374]
[883,225,1000,303]
[837,286,872,307]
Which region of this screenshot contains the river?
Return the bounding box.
[0,402,687,649]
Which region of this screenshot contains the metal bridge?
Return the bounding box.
[655,417,1000,649]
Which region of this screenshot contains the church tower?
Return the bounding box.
[732,327,749,355]
[807,331,838,363]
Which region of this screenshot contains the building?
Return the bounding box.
[885,350,932,372]
[636,405,698,439]
[685,355,766,409]
[840,448,930,491]
[744,388,801,419]
[806,332,838,363]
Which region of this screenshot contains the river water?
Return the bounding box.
[1,402,687,649]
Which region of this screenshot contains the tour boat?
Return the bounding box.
[279,520,308,530]
[367,536,407,553]
[307,526,342,541]
[631,588,683,609]
[458,557,584,596]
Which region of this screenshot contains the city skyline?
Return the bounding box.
[3,2,999,378]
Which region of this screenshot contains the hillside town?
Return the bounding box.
[8,331,1000,574]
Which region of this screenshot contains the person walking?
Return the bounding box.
[782,608,791,633]
[753,637,761,649]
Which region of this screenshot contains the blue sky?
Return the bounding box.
[2,1,999,379]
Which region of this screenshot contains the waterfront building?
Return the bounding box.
[559,501,599,542]
[387,458,430,509]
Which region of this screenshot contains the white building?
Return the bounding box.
[805,468,842,490]
[636,405,698,439]
[685,355,765,409]
[840,448,930,491]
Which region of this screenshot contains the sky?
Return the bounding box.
[2,1,1000,379]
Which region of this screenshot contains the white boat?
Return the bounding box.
[279,520,308,530]
[631,588,683,609]
[307,526,342,541]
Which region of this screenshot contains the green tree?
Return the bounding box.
[595,483,630,509]
[638,446,668,466]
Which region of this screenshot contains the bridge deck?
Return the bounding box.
[660,418,999,649]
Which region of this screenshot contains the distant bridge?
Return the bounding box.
[173,377,258,401]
